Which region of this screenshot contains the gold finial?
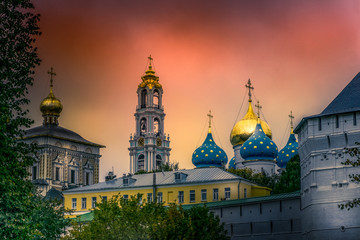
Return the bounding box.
[207,110,213,133]
[148,55,153,66]
[245,79,254,102]
[289,111,294,134]
[47,67,56,89]
[255,101,262,120]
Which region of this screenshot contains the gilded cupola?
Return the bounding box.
[230,79,272,146]
[138,55,162,90]
[40,67,63,125]
[192,111,228,168]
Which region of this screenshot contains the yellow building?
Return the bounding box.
[63,167,270,216]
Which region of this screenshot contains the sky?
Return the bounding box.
[29,0,360,180]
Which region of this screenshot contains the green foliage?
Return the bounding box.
[227,167,278,190]
[0,1,69,238]
[64,195,229,240]
[134,162,179,175]
[272,155,300,194]
[339,143,360,210]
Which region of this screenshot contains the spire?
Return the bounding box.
[289,111,294,134]
[207,110,213,133]
[245,79,254,102]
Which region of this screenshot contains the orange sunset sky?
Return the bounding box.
[29,0,360,180]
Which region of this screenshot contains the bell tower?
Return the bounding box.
[129,56,171,173]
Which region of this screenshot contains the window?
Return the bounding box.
[147,193,152,203]
[72,198,77,210]
[123,178,129,186]
[213,189,219,201]
[153,89,159,106]
[190,190,195,202]
[157,192,163,203]
[141,89,147,108]
[201,189,207,202]
[318,118,322,131]
[86,172,90,185]
[32,166,37,180]
[140,118,147,134]
[225,187,231,200]
[82,198,87,209]
[156,155,162,169]
[92,197,97,208]
[175,173,181,181]
[336,115,339,128]
[244,188,247,198]
[123,195,129,202]
[55,167,60,181]
[354,112,357,126]
[178,191,184,203]
[154,118,160,134]
[70,170,75,184]
[102,196,107,202]
[138,154,145,171]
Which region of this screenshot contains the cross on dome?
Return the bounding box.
[289,111,294,133]
[255,101,262,119]
[47,67,56,88]
[207,110,213,132]
[148,55,153,65]
[245,79,254,102]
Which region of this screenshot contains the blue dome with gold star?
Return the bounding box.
[240,123,278,161]
[228,157,236,169]
[277,133,298,168]
[192,131,228,168]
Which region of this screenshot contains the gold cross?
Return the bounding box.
[47,67,56,88]
[148,55,153,65]
[255,101,262,118]
[245,79,254,101]
[207,110,213,129]
[289,111,294,130]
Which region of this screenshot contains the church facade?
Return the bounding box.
[129,57,171,173]
[23,69,104,196]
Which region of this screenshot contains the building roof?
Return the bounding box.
[44,187,64,201]
[182,191,300,210]
[23,124,105,148]
[64,168,246,194]
[295,72,360,133]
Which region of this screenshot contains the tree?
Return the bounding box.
[227,167,278,190]
[272,155,300,194]
[0,1,69,238]
[64,195,229,240]
[134,162,179,175]
[339,143,360,210]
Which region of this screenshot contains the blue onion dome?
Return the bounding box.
[240,122,278,161]
[192,121,228,168]
[228,157,236,169]
[277,132,298,168]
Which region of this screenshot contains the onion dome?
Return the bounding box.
[40,88,63,116]
[192,111,228,168]
[240,122,278,161]
[230,79,272,146]
[138,55,162,90]
[228,157,236,169]
[277,111,298,168]
[40,67,63,125]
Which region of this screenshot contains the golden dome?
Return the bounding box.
[40,88,63,116]
[138,56,162,90]
[230,101,272,146]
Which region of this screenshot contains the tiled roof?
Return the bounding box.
[321,72,360,115]
[295,72,360,133]
[64,168,245,194]
[24,125,105,148]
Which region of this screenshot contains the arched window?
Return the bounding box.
[154,118,160,134]
[156,155,162,169]
[141,89,147,108]
[140,118,147,135]
[138,154,145,171]
[153,89,159,107]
